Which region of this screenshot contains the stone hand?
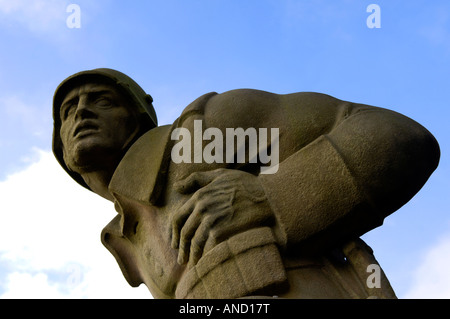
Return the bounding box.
[171,168,274,268]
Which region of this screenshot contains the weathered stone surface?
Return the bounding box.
[52,68,440,298]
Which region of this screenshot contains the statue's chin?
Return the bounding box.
[64,141,119,175]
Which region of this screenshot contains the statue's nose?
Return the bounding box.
[74,96,97,120]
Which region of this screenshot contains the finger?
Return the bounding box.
[179,191,231,265]
[203,228,223,255]
[187,214,215,268]
[174,172,212,194]
[177,201,206,265]
[188,209,229,268]
[171,196,196,249]
[180,189,233,246]
[172,185,225,249]
[174,169,225,194]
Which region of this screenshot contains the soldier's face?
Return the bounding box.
[59,82,139,173]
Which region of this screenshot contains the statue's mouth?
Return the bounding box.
[73,121,99,137]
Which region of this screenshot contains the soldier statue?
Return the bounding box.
[52,68,440,298]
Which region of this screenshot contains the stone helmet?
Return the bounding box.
[52,68,158,191]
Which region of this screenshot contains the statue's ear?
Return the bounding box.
[101,215,143,287]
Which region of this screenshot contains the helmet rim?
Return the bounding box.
[52,68,157,191]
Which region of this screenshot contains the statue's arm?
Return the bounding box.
[258,100,440,253]
[172,90,440,262]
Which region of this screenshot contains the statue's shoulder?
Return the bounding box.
[184,89,345,132]
[180,89,343,120]
[178,92,218,122]
[109,125,173,205]
[178,89,280,121]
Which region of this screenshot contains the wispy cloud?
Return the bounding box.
[403,233,450,298]
[279,0,355,45]
[0,149,150,298]
[0,0,70,34]
[0,95,50,139]
[0,94,52,178]
[417,5,450,52]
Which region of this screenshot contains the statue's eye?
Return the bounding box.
[60,101,76,121]
[94,97,113,107]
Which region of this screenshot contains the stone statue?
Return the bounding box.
[52,68,440,299]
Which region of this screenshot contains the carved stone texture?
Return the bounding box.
[52,68,440,299]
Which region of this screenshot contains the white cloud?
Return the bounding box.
[1,272,64,299]
[403,233,450,298]
[0,149,150,298]
[0,0,69,34]
[2,148,448,299]
[0,95,51,139]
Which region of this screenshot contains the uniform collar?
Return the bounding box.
[109,124,173,205]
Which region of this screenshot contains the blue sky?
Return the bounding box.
[0,0,449,298]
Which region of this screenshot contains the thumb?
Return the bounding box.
[174,169,224,194]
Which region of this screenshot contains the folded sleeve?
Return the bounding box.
[260,103,440,252]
